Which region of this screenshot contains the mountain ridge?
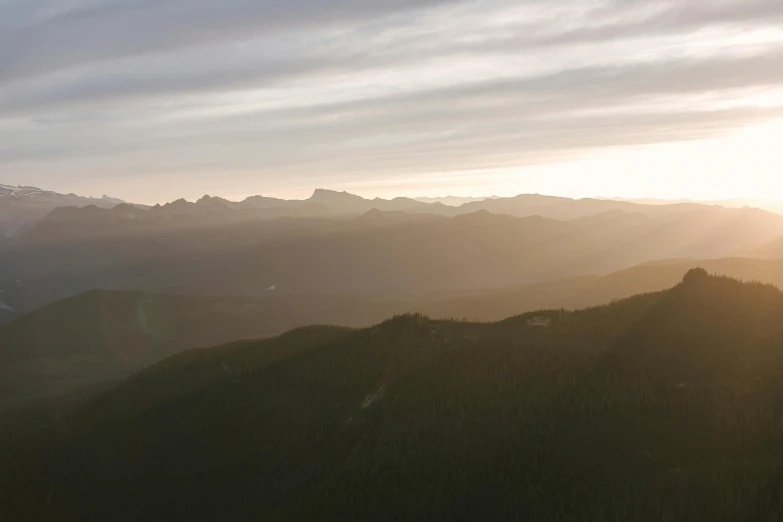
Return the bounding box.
[21,188,783,242]
[4,205,783,321]
[5,257,783,411]
[4,272,783,521]
[0,184,128,238]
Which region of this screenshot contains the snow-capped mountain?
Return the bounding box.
[0,184,123,203]
[0,184,127,238]
[0,185,50,198]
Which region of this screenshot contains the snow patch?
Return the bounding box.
[0,184,50,198]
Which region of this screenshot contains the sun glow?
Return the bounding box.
[368,118,783,203]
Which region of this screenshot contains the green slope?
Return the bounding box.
[5,258,783,412]
[4,271,783,521]
[0,290,353,410]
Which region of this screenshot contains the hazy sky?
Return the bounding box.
[1,0,783,204]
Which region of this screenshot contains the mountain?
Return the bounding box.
[0,289,403,411]
[601,196,783,215]
[4,273,783,521]
[3,205,783,320]
[24,189,781,242]
[0,185,123,204]
[421,257,783,321]
[0,184,127,238]
[414,195,497,206]
[256,190,778,221]
[21,189,446,240]
[308,189,453,215]
[0,290,276,411]
[455,193,710,220]
[5,256,783,411]
[239,195,304,209]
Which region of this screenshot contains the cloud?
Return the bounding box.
[0,0,462,82]
[2,0,783,201]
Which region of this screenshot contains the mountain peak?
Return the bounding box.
[309,189,366,202]
[454,209,504,223]
[196,195,234,207]
[358,208,405,220]
[682,267,710,285]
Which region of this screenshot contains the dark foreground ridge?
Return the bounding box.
[3,271,783,521]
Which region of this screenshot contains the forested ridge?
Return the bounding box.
[2,270,783,521]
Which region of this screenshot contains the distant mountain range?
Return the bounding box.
[0,184,127,238]
[3,202,782,319]
[13,186,783,243]
[413,195,497,206]
[6,184,783,242]
[600,196,783,214]
[4,184,783,328]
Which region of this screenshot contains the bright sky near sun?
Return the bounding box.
[339,118,783,201]
[1,0,783,204]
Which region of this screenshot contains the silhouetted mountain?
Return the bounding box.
[26,189,777,243]
[3,206,782,319]
[599,269,783,382]
[194,194,237,210]
[457,193,711,220]
[415,195,497,206]
[422,257,783,321]
[239,195,303,209]
[308,189,448,215]
[4,274,783,521]
[308,188,370,210]
[0,184,127,238]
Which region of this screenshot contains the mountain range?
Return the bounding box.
[14,186,781,241]
[2,197,781,318]
[3,272,783,521]
[0,184,126,238]
[6,183,783,244]
[413,195,497,206]
[0,289,399,410]
[4,256,783,412]
[4,183,783,521]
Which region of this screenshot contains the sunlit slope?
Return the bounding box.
[4,272,783,521]
[736,235,783,259]
[422,257,783,320]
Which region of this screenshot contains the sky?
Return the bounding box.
[1,0,783,204]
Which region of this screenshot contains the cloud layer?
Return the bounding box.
[2,0,783,201]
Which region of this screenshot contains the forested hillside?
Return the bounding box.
[3,271,783,521]
[5,258,783,412]
[0,290,390,411]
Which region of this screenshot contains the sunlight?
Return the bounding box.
[472,118,783,202]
